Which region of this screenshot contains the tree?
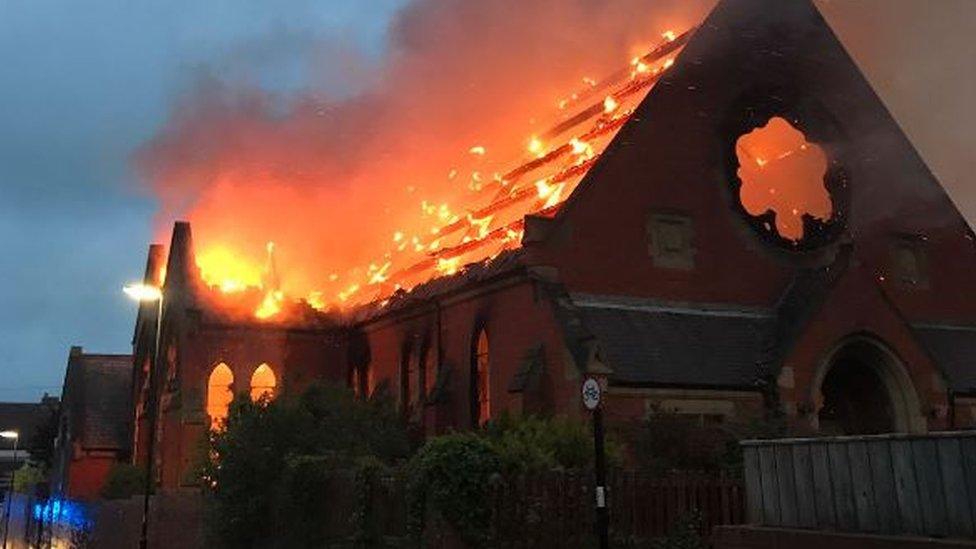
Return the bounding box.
[202,382,409,548]
[28,403,59,471]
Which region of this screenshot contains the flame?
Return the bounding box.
[255,290,284,319]
[527,136,546,157]
[436,257,461,276]
[735,116,832,241]
[179,26,694,318]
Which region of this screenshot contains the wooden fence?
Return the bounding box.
[742,431,976,539]
[487,471,744,546]
[28,470,744,547]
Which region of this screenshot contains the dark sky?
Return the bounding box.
[1,0,973,402]
[0,0,408,401]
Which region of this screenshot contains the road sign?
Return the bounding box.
[581,377,601,411]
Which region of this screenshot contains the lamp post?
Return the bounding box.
[1,430,20,549]
[124,283,162,549]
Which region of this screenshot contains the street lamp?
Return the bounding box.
[124,283,162,549]
[1,430,19,549]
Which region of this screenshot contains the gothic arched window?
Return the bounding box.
[250,363,277,402]
[207,363,234,430]
[471,329,490,426]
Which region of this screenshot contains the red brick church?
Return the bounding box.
[130,0,976,491]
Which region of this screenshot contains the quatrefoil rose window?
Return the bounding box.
[735,116,833,243]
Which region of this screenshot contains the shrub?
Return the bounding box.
[203,382,409,548]
[100,463,145,499]
[406,433,500,547]
[12,463,46,494]
[486,413,621,473]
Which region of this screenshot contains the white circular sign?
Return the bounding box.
[581,377,601,411]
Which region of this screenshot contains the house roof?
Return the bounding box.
[0,400,57,450]
[570,294,773,388]
[62,349,133,451]
[912,324,976,393]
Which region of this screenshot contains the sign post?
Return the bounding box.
[582,376,609,549]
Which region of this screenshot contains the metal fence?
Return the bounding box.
[742,431,976,539]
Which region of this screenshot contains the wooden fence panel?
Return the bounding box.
[791,444,817,528]
[827,441,858,530]
[866,439,899,534]
[741,432,976,540]
[848,440,878,532]
[809,442,836,529]
[890,438,924,535]
[937,437,975,538]
[912,438,949,537]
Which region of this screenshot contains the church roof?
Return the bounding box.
[570,294,773,389]
[912,324,976,393]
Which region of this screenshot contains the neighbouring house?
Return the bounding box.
[0,395,58,492]
[130,0,976,492]
[51,346,133,500]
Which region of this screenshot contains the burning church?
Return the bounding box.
[131,0,976,491]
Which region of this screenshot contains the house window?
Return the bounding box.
[207,363,234,430]
[889,237,928,287]
[647,213,695,269]
[471,329,491,426]
[250,363,277,402]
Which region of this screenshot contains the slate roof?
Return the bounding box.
[912,324,976,393]
[570,294,774,388]
[62,350,133,451]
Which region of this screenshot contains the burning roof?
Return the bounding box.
[162,27,697,322]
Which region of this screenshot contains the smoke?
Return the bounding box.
[816,0,976,228]
[135,0,712,298]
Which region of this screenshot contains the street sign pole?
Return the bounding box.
[593,405,609,549]
[582,376,609,549]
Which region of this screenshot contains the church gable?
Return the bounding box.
[534,0,976,322]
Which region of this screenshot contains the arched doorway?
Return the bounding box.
[813,336,923,435]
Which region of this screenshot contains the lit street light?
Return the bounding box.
[124,283,162,549]
[1,430,19,549]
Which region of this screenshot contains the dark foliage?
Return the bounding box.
[100,463,146,499]
[202,382,409,548]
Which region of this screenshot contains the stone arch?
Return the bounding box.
[207,362,234,430]
[810,334,924,434]
[250,363,277,402]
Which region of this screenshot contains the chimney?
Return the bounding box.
[69,346,83,357]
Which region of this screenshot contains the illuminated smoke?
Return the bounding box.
[135,0,712,310]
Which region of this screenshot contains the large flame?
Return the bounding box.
[139,1,713,320]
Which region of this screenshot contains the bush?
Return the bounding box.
[406,433,500,547]
[485,413,619,473]
[12,463,46,494]
[100,463,146,499]
[629,412,787,476]
[203,382,409,548]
